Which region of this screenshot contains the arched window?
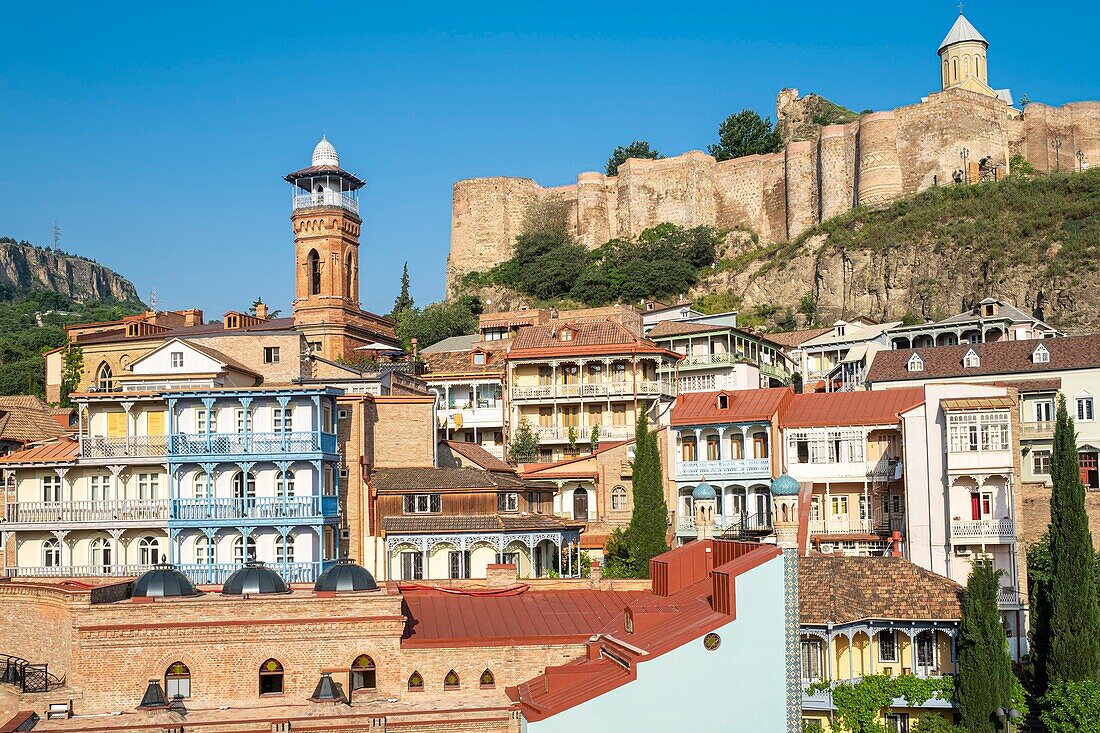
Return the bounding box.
[90,536,112,569]
[232,535,257,565]
[952,58,958,81]
[349,655,376,691]
[43,538,61,567]
[258,659,284,695]
[193,472,209,499]
[232,471,256,501]
[479,669,495,689]
[276,534,295,564]
[964,55,970,76]
[195,535,214,565]
[96,362,114,391]
[165,662,191,699]
[276,469,295,498]
[138,536,160,565]
[344,251,353,298]
[611,485,628,510]
[443,669,460,691]
[308,249,321,296]
[408,670,424,692]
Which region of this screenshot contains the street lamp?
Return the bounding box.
[1077,149,1087,172]
[994,707,1021,732]
[960,147,970,183]
[1051,137,1063,171]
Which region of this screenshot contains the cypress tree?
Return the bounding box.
[1046,394,1100,682]
[391,262,414,317]
[624,409,669,577]
[957,561,1014,733]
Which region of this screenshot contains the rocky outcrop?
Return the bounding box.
[0,240,139,303]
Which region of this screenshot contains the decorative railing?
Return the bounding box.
[511,381,675,400]
[531,425,634,442]
[292,191,359,215]
[5,500,169,524]
[170,495,337,521]
[82,435,168,458]
[759,362,792,382]
[168,431,337,456]
[1020,421,1055,439]
[998,587,1022,607]
[808,518,873,535]
[5,564,155,578]
[0,654,65,693]
[951,518,1015,540]
[677,513,744,531]
[675,457,771,480]
[175,560,329,584]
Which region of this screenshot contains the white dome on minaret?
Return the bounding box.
[312,135,340,168]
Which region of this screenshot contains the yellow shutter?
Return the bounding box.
[147,411,165,436]
[106,411,127,437]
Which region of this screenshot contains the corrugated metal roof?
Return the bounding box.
[671,388,792,426]
[940,396,1015,411]
[0,437,79,464]
[939,14,988,52]
[781,387,925,428]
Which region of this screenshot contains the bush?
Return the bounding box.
[1041,679,1100,733]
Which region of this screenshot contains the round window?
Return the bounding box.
[703,632,721,651]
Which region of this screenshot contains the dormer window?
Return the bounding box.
[472,351,486,365]
[646,302,655,311]
[558,328,575,342]
[983,303,997,316]
[907,354,924,372]
[962,349,980,368]
[835,325,846,337]
[1032,343,1050,364]
[225,314,239,330]
[718,394,729,410]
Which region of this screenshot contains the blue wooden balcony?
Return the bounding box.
[175,560,334,585]
[167,431,338,460]
[169,495,338,527]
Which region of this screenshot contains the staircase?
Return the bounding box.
[0,654,65,693]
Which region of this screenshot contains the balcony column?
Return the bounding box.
[311,395,322,448]
[740,426,750,461]
[277,396,292,451]
[694,429,702,463]
[275,525,291,568]
[276,460,291,516]
[169,527,180,564]
[107,528,125,571]
[108,465,124,501]
[121,401,135,453]
[51,529,70,571]
[239,396,253,451]
[717,427,728,462]
[202,462,217,516]
[240,526,256,563]
[54,467,70,504]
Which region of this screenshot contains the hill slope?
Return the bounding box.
[699,169,1100,331]
[0,238,140,303]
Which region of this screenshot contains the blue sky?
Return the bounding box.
[2,1,1097,316]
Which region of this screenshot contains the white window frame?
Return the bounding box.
[962,349,980,368]
[42,474,61,503]
[1033,449,1052,476]
[877,630,899,663]
[907,354,924,372]
[170,351,184,369]
[1032,344,1050,363]
[264,346,281,364]
[1077,394,1095,422]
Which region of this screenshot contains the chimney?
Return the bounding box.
[183,309,203,327]
[255,302,268,320]
[589,560,603,589]
[410,337,419,361]
[890,530,903,558]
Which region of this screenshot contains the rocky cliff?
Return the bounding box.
[0,239,140,303]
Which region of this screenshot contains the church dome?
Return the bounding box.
[132,564,200,599]
[692,481,717,500]
[221,561,290,596]
[938,14,988,53]
[313,558,379,593]
[770,474,801,496]
[311,135,340,168]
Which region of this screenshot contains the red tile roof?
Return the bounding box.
[507,319,677,360]
[781,387,926,428]
[0,396,71,445]
[671,388,792,426]
[866,335,1100,384]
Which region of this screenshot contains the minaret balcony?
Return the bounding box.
[293,191,359,215]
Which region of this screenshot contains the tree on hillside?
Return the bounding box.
[394,295,482,351]
[957,561,1014,733]
[622,410,668,577]
[1040,394,1100,685]
[510,230,589,300]
[391,262,414,318]
[708,110,783,162]
[606,140,662,176]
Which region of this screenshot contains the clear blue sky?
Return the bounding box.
[2,1,1097,316]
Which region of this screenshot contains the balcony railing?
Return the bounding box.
[170,495,337,521]
[439,406,503,428]
[998,587,1023,607]
[168,431,337,457]
[81,435,168,459]
[1020,421,1055,439]
[675,457,771,480]
[808,518,874,536]
[292,191,359,215]
[175,560,329,584]
[677,513,744,532]
[759,362,792,382]
[951,518,1015,540]
[511,381,675,400]
[531,425,634,442]
[4,564,154,578]
[5,500,169,524]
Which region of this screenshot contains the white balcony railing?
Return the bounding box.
[998,587,1023,607]
[439,406,503,429]
[4,500,169,524]
[1020,421,1055,439]
[81,435,168,459]
[292,191,359,215]
[5,564,155,578]
[808,517,873,536]
[531,425,634,442]
[676,458,771,480]
[951,518,1015,540]
[511,381,675,400]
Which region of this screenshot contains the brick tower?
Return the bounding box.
[286,137,397,361]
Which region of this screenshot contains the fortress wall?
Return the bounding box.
[855,111,904,208]
[784,140,819,238]
[447,177,542,293]
[576,172,616,246]
[818,123,857,221]
[1017,101,1100,172]
[714,155,768,237]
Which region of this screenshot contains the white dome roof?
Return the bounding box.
[312,135,340,168]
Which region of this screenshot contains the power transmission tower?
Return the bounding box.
[51,222,61,249]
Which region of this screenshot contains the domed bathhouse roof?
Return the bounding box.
[313,558,379,593]
[692,481,717,500]
[770,474,801,496]
[221,561,290,596]
[132,564,200,599]
[311,134,340,168]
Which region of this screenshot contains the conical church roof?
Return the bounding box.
[939,14,988,52]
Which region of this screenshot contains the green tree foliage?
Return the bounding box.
[606,140,662,176]
[956,561,1014,733]
[809,674,955,733]
[508,417,540,462]
[248,297,281,319]
[1042,394,1100,684]
[621,410,668,578]
[798,292,818,326]
[390,262,415,318]
[910,713,967,733]
[507,230,590,301]
[59,345,83,408]
[1040,679,1100,733]
[394,295,482,351]
[708,109,783,162]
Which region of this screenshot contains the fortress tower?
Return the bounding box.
[938,12,996,98]
[286,137,398,361]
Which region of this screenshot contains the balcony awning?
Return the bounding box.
[940,396,1015,411]
[840,343,868,364]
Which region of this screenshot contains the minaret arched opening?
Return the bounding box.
[308,249,321,296]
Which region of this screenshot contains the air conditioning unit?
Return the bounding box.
[976,551,994,561]
[820,543,835,554]
[954,546,973,557]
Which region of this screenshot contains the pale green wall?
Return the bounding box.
[527,556,788,732]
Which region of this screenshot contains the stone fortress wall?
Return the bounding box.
[446,88,1100,296]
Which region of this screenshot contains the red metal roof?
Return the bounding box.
[781,387,926,428]
[0,437,79,464]
[671,387,792,426]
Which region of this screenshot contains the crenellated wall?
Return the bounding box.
[446,88,1100,296]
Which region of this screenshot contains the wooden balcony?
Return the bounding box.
[4,500,169,526]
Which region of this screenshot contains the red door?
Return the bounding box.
[1080,451,1099,489]
[970,493,981,521]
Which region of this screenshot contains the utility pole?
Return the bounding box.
[51,222,61,249]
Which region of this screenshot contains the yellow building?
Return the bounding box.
[800,555,963,732]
